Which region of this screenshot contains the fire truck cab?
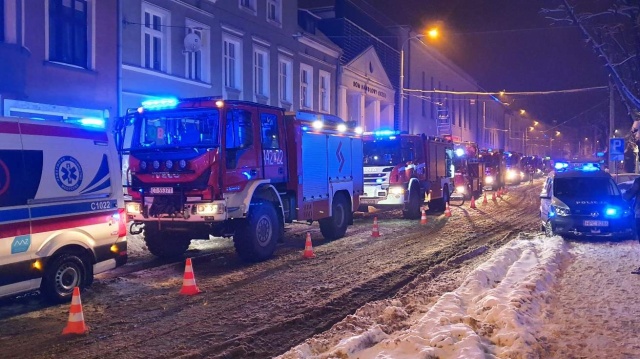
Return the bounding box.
[480,149,506,191]
[360,130,454,218]
[116,97,363,262]
[504,151,525,185]
[451,141,484,200]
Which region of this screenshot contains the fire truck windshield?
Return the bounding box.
[132,110,220,150]
[363,140,401,166]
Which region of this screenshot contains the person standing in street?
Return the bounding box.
[622,176,640,274]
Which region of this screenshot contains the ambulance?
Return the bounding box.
[0,117,127,302]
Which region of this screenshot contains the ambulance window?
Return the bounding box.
[226,109,253,149]
[260,113,279,149]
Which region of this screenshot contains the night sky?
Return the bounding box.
[363,0,611,128]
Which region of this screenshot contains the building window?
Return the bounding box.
[49,0,88,68]
[267,0,281,24]
[223,35,242,90]
[239,0,256,14]
[184,19,210,82]
[300,63,313,109]
[254,48,269,97]
[319,70,330,113]
[142,3,169,72]
[278,58,292,104]
[0,0,4,42]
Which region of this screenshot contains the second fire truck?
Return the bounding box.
[359,130,454,219]
[116,97,363,262]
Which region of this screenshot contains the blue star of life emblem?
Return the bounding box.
[55,156,83,192]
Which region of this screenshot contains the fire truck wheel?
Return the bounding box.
[143,226,191,258]
[41,252,89,303]
[320,194,350,240]
[429,186,450,212]
[234,201,280,262]
[402,187,422,219]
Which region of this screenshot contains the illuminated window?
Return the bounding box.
[267,0,281,25]
[278,57,292,104]
[142,3,169,72]
[49,0,88,67]
[300,63,313,109]
[319,70,330,113]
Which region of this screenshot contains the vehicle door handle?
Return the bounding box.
[250,169,258,176]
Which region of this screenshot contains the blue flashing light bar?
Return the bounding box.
[79,118,106,128]
[554,162,569,170]
[141,97,179,110]
[374,130,400,137]
[554,161,601,172]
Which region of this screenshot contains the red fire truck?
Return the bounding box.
[504,151,525,185]
[116,97,363,261]
[451,141,485,200]
[359,130,454,218]
[479,149,506,191]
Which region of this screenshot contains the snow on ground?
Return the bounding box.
[278,235,640,359]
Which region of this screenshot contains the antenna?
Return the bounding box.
[183,33,202,52]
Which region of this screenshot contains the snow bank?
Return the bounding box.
[277,234,569,359]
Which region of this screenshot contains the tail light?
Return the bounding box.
[114,208,127,237]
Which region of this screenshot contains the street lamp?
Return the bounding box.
[399,34,426,132]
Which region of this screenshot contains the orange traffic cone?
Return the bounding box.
[179,258,201,296]
[482,193,488,205]
[444,203,452,217]
[470,196,477,209]
[498,188,503,198]
[372,216,381,237]
[302,232,315,259]
[420,207,428,225]
[492,191,497,202]
[62,287,89,335]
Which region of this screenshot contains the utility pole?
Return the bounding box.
[609,78,615,171]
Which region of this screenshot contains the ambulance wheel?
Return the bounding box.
[144,226,191,258]
[320,194,350,240]
[41,253,89,303]
[234,201,280,262]
[402,187,422,219]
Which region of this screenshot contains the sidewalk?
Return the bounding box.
[277,235,640,358]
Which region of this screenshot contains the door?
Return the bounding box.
[259,110,287,183]
[222,107,262,192]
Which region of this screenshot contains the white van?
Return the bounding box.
[0,117,127,302]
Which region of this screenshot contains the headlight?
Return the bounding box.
[389,187,405,195]
[179,159,187,169]
[196,203,224,215]
[551,204,570,216]
[520,171,525,178]
[485,176,494,184]
[153,160,160,170]
[139,161,147,171]
[126,202,141,215]
[165,159,173,169]
[506,170,516,180]
[456,186,466,194]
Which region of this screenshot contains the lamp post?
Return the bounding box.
[399,34,425,132]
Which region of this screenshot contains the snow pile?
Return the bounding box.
[278,235,569,359]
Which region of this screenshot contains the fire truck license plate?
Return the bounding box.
[150,187,174,194]
[583,220,608,227]
[360,198,378,205]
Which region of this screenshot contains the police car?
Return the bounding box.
[539,161,635,239]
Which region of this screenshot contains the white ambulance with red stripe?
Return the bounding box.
[0,117,127,302]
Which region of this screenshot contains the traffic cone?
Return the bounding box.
[470,196,477,209]
[372,216,381,237]
[444,203,452,217]
[420,207,428,225]
[179,258,201,296]
[302,232,315,259]
[482,193,488,205]
[498,188,503,197]
[62,287,89,335]
[492,191,497,202]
